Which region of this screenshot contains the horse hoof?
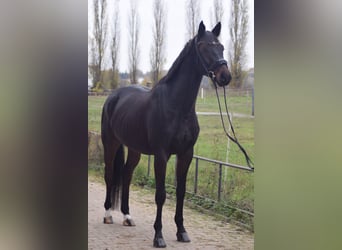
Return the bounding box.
[103,216,113,224]
[176,231,191,242]
[153,237,166,248]
[123,218,136,226]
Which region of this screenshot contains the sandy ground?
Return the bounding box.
[88,179,254,249]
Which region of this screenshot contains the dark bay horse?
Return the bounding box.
[101,21,231,248]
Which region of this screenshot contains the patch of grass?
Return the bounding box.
[88,96,106,132]
[196,88,253,115]
[88,164,104,184]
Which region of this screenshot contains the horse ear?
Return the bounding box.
[212,22,221,37]
[198,21,206,38]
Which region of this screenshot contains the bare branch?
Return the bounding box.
[90,0,108,87]
[128,0,140,84]
[109,0,120,89]
[228,0,249,88]
[150,0,167,86]
[211,0,224,26]
[186,0,201,40]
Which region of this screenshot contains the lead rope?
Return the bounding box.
[194,36,254,169]
[212,82,254,170]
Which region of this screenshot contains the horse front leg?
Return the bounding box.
[153,152,170,248]
[174,148,193,243]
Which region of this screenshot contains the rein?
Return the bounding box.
[213,84,254,170]
[195,37,254,170]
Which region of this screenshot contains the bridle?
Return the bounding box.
[194,36,254,170]
[194,36,227,86]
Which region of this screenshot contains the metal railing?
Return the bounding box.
[88,90,113,96]
[192,155,254,202]
[146,154,254,217]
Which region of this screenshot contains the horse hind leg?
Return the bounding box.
[121,149,141,226]
[102,136,124,224]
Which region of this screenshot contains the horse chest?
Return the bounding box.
[170,116,199,153]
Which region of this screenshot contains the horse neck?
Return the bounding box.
[165,51,203,115]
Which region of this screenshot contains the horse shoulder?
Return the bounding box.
[169,112,199,154]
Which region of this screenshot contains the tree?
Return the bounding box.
[90,0,108,87]
[128,0,140,84]
[228,0,249,88]
[185,0,201,40]
[109,0,120,89]
[88,36,96,86]
[150,0,167,86]
[211,0,224,26]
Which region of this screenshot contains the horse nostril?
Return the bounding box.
[220,76,227,84]
[220,73,231,85]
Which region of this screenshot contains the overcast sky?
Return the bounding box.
[88,0,254,73]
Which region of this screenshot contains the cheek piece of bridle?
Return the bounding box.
[195,37,254,170]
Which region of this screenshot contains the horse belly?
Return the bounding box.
[112,111,152,154]
[123,126,152,154]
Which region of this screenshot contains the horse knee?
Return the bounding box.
[155,189,166,206]
[176,186,186,198]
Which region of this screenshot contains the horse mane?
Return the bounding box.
[156,38,195,85]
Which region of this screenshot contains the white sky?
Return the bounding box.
[88,0,254,73]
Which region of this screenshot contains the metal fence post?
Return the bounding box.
[147,155,151,177]
[252,86,254,116]
[174,157,177,187]
[218,164,222,201]
[194,157,199,194]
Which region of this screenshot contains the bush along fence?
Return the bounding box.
[88,131,254,230]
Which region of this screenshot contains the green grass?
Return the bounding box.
[88,96,106,132]
[196,89,253,114]
[88,89,254,229]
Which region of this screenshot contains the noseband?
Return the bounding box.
[194,36,227,86]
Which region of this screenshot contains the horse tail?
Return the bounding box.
[111,144,125,210]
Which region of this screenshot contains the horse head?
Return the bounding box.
[196,21,232,87]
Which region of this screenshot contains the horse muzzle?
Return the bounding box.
[213,63,231,87]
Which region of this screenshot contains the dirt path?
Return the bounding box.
[88,179,254,249]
